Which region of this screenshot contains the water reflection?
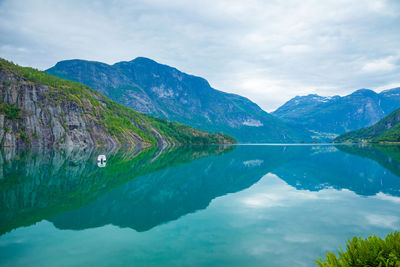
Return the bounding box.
[1,144,400,266]
[337,144,400,177]
[1,144,400,236]
[274,145,400,196]
[97,154,107,168]
[0,145,233,236]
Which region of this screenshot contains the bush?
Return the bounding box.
[0,102,20,119]
[316,232,400,266]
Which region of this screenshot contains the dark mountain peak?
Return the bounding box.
[272,93,329,120]
[349,88,376,97]
[115,57,213,91]
[117,57,173,71]
[54,59,110,68]
[131,57,158,64]
[112,57,158,67]
[115,57,177,73]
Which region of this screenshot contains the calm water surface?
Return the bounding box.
[1,144,400,266]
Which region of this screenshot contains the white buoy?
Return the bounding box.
[97,154,106,167]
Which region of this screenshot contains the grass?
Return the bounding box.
[316,232,400,266]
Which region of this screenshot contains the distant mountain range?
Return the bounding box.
[46,57,311,143]
[273,88,400,136]
[334,108,400,143]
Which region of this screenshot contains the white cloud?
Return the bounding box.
[284,234,315,243]
[367,0,399,16]
[362,56,398,73]
[375,83,400,92]
[365,214,399,229]
[240,173,341,208]
[281,45,312,54]
[0,0,400,110]
[374,192,400,203]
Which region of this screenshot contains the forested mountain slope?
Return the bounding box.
[0,58,235,147]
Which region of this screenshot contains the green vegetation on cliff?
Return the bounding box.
[0,58,236,146]
[0,100,20,120]
[334,108,400,143]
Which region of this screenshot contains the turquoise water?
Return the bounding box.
[1,144,400,266]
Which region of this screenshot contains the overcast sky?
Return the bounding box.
[1,0,400,111]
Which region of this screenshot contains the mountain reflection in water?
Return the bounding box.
[2,144,400,266]
[1,144,400,235]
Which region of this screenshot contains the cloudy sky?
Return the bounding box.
[1,0,400,111]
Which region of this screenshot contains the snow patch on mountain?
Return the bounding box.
[243,159,264,167]
[151,85,174,98]
[243,119,263,127]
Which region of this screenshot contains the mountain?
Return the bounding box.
[334,108,400,143]
[273,88,400,136]
[46,57,312,143]
[0,58,235,147]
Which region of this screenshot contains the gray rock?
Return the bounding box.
[0,68,168,148]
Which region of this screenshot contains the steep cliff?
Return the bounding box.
[0,58,236,148]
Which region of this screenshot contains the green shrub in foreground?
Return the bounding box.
[316,232,400,267]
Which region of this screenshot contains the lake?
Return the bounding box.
[1,144,400,266]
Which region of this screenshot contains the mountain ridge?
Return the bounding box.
[273,87,400,136]
[0,58,235,147]
[46,57,312,143]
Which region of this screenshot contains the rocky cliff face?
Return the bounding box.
[46,57,312,143]
[0,58,235,148]
[0,68,151,148]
